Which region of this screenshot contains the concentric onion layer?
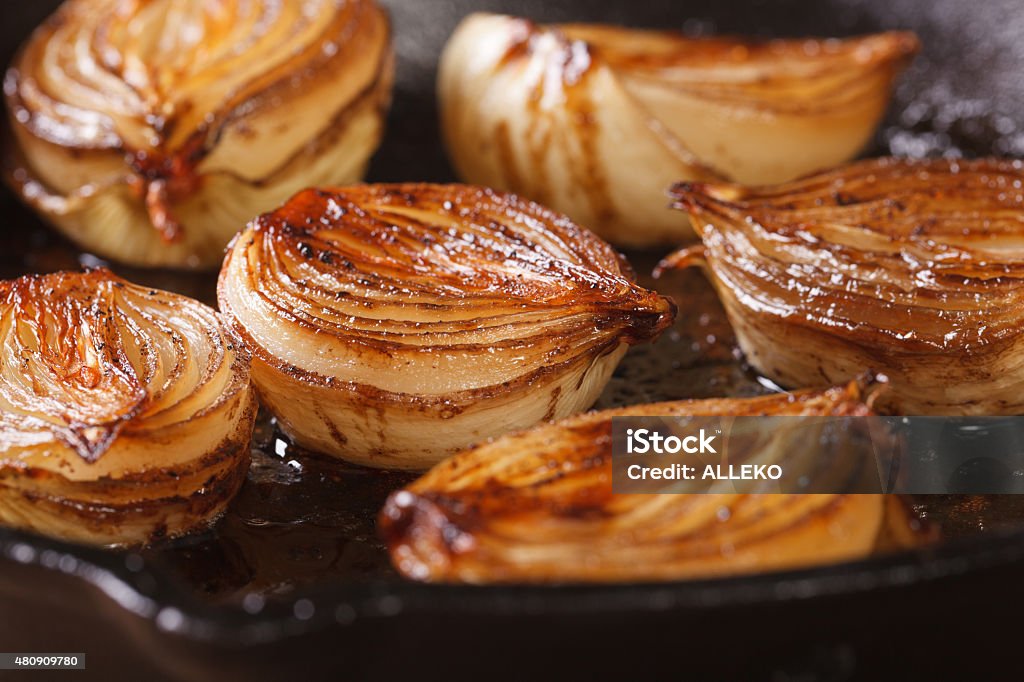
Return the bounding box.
[662,157,1024,416]
[438,13,917,246]
[0,269,255,545]
[380,382,927,583]
[4,0,393,267]
[219,184,675,470]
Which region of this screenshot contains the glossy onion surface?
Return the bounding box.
[661,157,1024,416]
[0,269,256,545]
[380,382,925,583]
[438,13,917,246]
[4,0,393,268]
[219,184,675,470]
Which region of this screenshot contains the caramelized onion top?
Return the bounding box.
[9,0,377,153]
[664,158,1024,354]
[0,268,248,467]
[220,184,674,396]
[555,25,918,116]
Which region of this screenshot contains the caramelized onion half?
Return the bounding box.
[438,13,917,247]
[380,382,924,583]
[219,184,675,470]
[660,157,1024,416]
[0,269,255,545]
[4,0,393,268]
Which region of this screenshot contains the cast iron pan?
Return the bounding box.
[3,1,1024,680]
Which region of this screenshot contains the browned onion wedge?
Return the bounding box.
[4,0,393,268]
[660,157,1024,416]
[0,269,255,546]
[438,13,917,247]
[380,382,926,583]
[218,184,675,470]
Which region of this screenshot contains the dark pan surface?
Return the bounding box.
[3,0,1024,679]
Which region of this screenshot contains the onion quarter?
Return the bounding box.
[219,184,675,470]
[380,382,925,583]
[4,0,393,268]
[0,269,256,545]
[438,13,917,247]
[661,157,1024,416]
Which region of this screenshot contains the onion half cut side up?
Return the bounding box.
[0,269,256,546]
[4,0,393,269]
[380,382,928,583]
[659,157,1024,416]
[438,13,918,247]
[219,184,675,470]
